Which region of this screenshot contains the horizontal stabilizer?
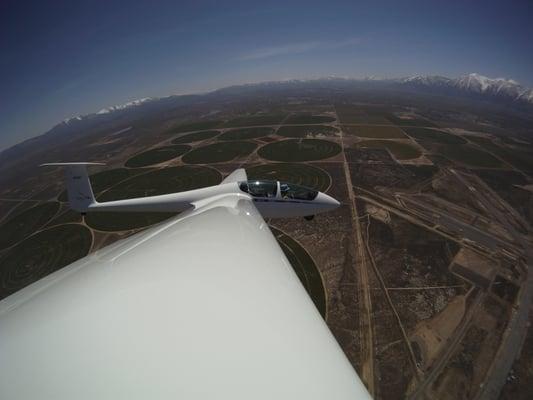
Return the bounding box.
[221,168,247,184]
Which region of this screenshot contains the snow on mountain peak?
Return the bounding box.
[62,116,83,124]
[97,97,154,115]
[400,73,533,104]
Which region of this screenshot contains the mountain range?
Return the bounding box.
[400,73,533,104]
[2,72,533,166]
[56,73,532,126]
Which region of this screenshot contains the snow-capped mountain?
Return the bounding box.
[61,97,155,124]
[400,73,533,104]
[62,116,83,124]
[96,97,154,114]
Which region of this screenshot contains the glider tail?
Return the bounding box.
[41,162,104,213]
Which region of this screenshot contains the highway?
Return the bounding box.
[338,113,376,395]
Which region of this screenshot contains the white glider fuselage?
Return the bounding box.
[44,163,340,219]
[88,181,339,218]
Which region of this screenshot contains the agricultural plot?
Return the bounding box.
[437,144,504,168]
[170,120,223,133]
[386,114,438,127]
[284,114,336,124]
[182,141,257,164]
[344,125,407,139]
[125,145,191,167]
[258,139,341,162]
[356,140,422,160]
[467,135,533,173]
[335,105,392,124]
[218,127,274,141]
[404,127,466,145]
[223,113,287,127]
[171,130,220,144]
[277,125,339,138]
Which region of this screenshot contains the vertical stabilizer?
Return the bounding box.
[41,162,104,212]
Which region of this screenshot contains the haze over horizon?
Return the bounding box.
[1,0,532,151]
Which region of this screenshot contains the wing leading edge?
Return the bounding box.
[0,195,371,399]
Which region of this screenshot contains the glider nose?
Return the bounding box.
[316,192,341,210]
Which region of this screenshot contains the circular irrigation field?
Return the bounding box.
[0,224,92,300]
[276,125,339,138]
[171,130,220,144]
[125,145,191,168]
[258,139,341,162]
[182,141,257,164]
[247,163,331,192]
[270,227,326,317]
[218,127,274,141]
[0,202,60,250]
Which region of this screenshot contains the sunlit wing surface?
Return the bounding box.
[0,194,371,399]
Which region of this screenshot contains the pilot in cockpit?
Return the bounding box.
[280,182,291,199]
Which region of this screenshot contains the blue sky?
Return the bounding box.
[1,0,532,150]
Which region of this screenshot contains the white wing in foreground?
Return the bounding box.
[0,192,370,399]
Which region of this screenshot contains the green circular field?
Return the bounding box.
[58,168,143,202]
[271,227,326,317]
[98,166,222,202]
[247,163,331,191]
[0,202,60,249]
[182,141,257,164]
[125,145,191,167]
[277,125,339,138]
[258,139,341,162]
[171,130,220,144]
[0,224,92,300]
[218,127,274,141]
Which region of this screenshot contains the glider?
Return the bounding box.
[0,163,371,399]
